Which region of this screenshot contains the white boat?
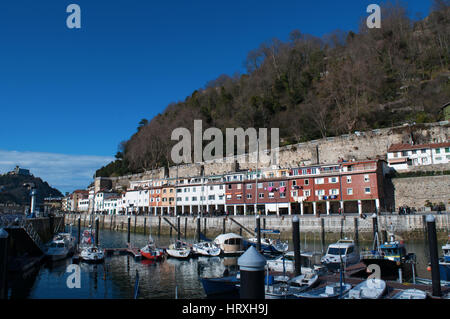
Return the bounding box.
[213,233,244,255]
[265,272,320,299]
[45,233,76,261]
[166,240,192,259]
[271,239,289,253]
[392,289,428,299]
[192,241,221,257]
[294,282,352,299]
[344,278,386,299]
[247,237,289,253]
[80,246,105,263]
[267,251,325,274]
[320,239,360,271]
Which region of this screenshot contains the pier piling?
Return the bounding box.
[158,216,161,237]
[196,217,201,243]
[127,216,131,245]
[372,213,379,250]
[77,217,81,248]
[95,217,99,246]
[222,218,226,234]
[177,216,181,241]
[320,218,325,254]
[256,215,261,252]
[292,216,301,276]
[238,246,266,299]
[354,217,359,247]
[143,218,147,236]
[0,229,9,299]
[426,215,441,297]
[184,217,187,239]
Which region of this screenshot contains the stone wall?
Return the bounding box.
[103,121,449,190]
[392,174,450,210]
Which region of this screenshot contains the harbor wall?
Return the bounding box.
[65,213,450,242]
[29,216,65,243]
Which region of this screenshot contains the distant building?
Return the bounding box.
[9,165,31,176]
[387,142,450,170]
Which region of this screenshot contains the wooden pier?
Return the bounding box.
[72,243,142,263]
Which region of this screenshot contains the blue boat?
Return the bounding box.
[439,236,450,281]
[294,283,352,299]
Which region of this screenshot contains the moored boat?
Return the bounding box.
[192,241,221,257]
[320,239,360,272]
[140,236,165,260]
[45,233,76,261]
[294,282,352,299]
[439,235,450,281]
[343,278,386,299]
[267,251,324,274]
[265,272,320,299]
[213,233,244,255]
[80,246,105,263]
[392,289,428,299]
[166,240,191,259]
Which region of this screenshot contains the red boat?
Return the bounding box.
[140,237,164,261]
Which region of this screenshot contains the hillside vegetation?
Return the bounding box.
[97,1,450,177]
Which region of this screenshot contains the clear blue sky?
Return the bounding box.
[0,0,433,192]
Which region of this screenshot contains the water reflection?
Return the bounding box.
[7,227,446,299]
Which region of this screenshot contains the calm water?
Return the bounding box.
[7,226,446,299]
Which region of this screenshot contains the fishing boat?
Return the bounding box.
[140,236,165,261]
[213,233,244,255]
[343,278,386,299]
[246,237,289,254]
[267,251,324,274]
[166,240,192,259]
[439,235,450,281]
[192,241,221,257]
[294,282,352,299]
[45,233,76,261]
[80,246,105,263]
[392,289,428,299]
[320,239,360,271]
[265,272,320,299]
[360,234,415,281]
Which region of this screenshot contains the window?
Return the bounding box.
[402,151,408,156]
[226,194,232,200]
[192,196,197,201]
[258,183,263,188]
[259,193,264,198]
[280,192,286,198]
[247,184,252,189]
[177,197,182,202]
[219,195,224,200]
[185,197,189,201]
[347,188,353,195]
[236,194,242,200]
[329,189,339,195]
[200,196,206,201]
[292,180,297,186]
[291,191,297,197]
[304,179,309,185]
[315,189,325,196]
[192,187,196,192]
[315,178,324,184]
[246,194,252,199]
[311,168,317,174]
[364,175,370,182]
[436,148,441,154]
[393,152,398,158]
[329,177,338,183]
[436,157,442,161]
[208,195,215,200]
[268,193,274,199]
[280,181,286,187]
[237,184,242,190]
[421,149,426,154]
[446,147,450,153]
[364,187,371,194]
[268,182,274,187]
[412,150,417,154]
[302,169,308,175]
[227,184,232,190]
[293,169,299,175]
[346,176,352,183]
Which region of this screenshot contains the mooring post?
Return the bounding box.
[184,217,188,239]
[110,215,113,231]
[256,215,261,252]
[127,216,131,246]
[197,217,201,243]
[238,246,267,299]
[354,217,359,247]
[158,216,161,237]
[134,215,137,234]
[177,216,181,241]
[372,213,379,251]
[321,218,325,254]
[222,218,226,234]
[292,216,301,276]
[340,218,344,239]
[143,217,147,236]
[0,229,9,299]
[95,217,99,247]
[203,217,207,237]
[77,216,81,248]
[426,215,441,297]
[263,218,266,239]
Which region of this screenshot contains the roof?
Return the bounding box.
[214,233,243,242]
[388,142,450,152]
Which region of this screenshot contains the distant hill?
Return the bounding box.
[0,173,63,206]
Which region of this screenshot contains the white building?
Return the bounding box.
[94,191,120,213]
[77,197,90,212]
[387,142,450,170]
[123,189,150,214]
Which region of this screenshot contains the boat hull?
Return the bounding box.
[361,258,413,281]
[201,276,239,297]
[439,262,450,281]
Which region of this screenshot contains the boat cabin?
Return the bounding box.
[214,233,244,254]
[379,242,407,262]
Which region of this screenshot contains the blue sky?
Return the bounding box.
[0,0,433,193]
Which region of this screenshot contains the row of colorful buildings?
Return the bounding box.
[62,141,449,216]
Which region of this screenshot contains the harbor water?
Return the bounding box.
[7,227,446,299]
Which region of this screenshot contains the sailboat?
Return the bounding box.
[140,235,165,260]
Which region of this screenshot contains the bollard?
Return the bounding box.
[292,216,301,276]
[177,216,181,241]
[77,217,81,248]
[238,246,267,299]
[127,216,131,245]
[143,217,147,236]
[95,217,99,247]
[0,229,9,299]
[197,217,201,243]
[320,218,325,254]
[426,215,441,297]
[256,215,261,252]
